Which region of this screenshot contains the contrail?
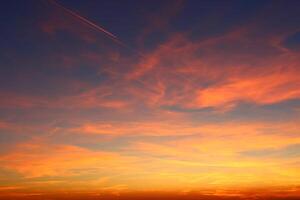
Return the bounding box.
[48,0,125,46]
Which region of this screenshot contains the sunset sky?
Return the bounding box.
[0,0,300,199]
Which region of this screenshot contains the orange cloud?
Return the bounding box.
[1,120,300,194]
[195,62,300,109]
[0,142,137,178]
[124,30,300,110]
[3,32,299,111]
[71,121,197,136]
[0,85,128,110]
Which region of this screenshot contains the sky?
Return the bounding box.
[0,0,300,199]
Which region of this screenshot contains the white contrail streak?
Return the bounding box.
[48,0,125,46]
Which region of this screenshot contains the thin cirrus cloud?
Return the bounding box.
[124,30,300,110]
[3,12,300,111]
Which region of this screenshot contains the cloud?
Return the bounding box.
[125,120,300,158]
[240,144,300,158]
[0,86,129,110]
[195,63,300,109]
[3,25,300,112]
[1,120,300,194]
[124,27,300,111]
[0,142,137,178]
